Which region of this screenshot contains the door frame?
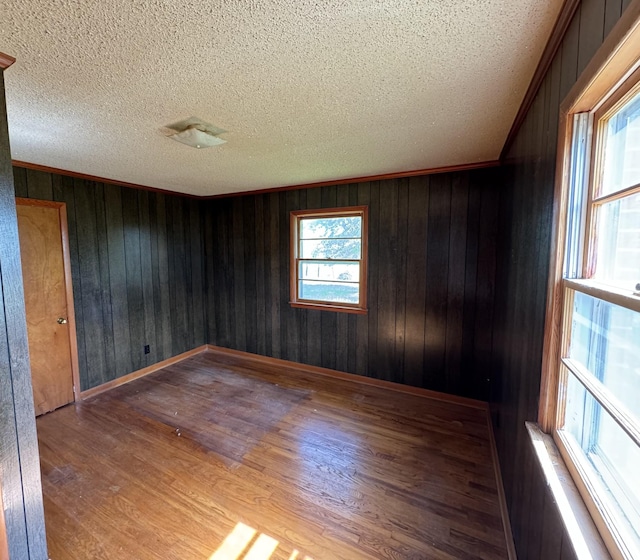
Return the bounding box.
[16,197,81,402]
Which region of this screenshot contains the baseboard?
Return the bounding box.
[79,343,488,410]
[205,344,488,410]
[487,408,518,560]
[79,345,209,400]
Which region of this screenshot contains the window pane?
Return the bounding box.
[300,238,361,259]
[299,261,359,282]
[300,216,362,239]
[601,88,640,197]
[569,291,640,424]
[593,191,640,291]
[299,280,359,304]
[563,371,640,554]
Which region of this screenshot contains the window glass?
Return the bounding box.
[601,88,640,197]
[300,238,361,259]
[300,216,362,239]
[564,370,640,555]
[568,291,640,420]
[299,280,359,304]
[593,191,640,291]
[299,261,360,282]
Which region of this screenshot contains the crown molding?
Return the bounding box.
[204,160,501,200]
[0,52,16,70]
[11,160,201,199]
[12,159,500,200]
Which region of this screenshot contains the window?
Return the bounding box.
[542,53,640,558]
[290,206,367,313]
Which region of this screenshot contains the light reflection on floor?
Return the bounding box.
[208,522,313,560]
[296,418,361,502]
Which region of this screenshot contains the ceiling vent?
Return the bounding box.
[163,117,227,149]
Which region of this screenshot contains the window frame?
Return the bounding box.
[289,206,368,314]
[540,6,640,558]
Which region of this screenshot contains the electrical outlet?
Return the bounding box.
[144,345,150,354]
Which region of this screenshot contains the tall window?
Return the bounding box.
[290,206,368,313]
[550,69,640,559]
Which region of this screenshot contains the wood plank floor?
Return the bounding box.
[37,351,508,560]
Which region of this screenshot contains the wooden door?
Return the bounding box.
[16,199,78,416]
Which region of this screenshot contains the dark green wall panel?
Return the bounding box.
[14,169,207,391]
[490,0,626,558]
[205,169,500,400]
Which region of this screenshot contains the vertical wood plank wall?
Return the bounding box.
[13,168,207,391]
[490,0,628,558]
[0,70,48,559]
[12,164,499,401]
[205,169,500,401]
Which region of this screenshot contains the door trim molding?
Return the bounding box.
[15,197,81,403]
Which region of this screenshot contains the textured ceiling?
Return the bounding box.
[1,0,563,196]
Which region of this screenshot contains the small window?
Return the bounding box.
[290,206,368,313]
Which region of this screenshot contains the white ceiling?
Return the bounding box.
[1,0,563,197]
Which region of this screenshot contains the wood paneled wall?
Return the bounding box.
[13,168,206,391]
[0,70,47,559]
[13,163,499,402]
[490,0,629,558]
[205,169,500,400]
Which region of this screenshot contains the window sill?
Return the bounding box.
[525,422,611,559]
[289,301,368,314]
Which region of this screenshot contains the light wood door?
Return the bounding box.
[16,199,77,416]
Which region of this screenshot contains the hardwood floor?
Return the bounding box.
[37,351,508,560]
